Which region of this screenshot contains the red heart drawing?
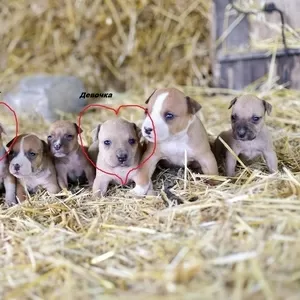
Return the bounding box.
[77,104,157,185]
[0,101,19,161]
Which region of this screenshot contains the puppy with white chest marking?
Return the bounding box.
[213,94,278,177]
[92,118,143,196]
[0,123,18,206]
[47,120,96,189]
[7,134,60,199]
[131,87,219,196]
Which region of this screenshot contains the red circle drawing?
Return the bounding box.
[77,104,157,185]
[0,101,19,161]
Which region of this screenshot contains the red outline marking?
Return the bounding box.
[0,102,19,161]
[77,104,157,185]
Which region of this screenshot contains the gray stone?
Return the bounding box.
[4,74,87,122]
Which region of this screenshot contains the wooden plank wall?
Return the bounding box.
[211,0,300,90]
[250,0,300,43]
[218,54,300,90]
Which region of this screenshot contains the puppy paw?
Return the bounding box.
[92,188,107,198]
[269,167,278,174]
[130,185,149,197]
[5,197,18,207]
[226,171,236,178]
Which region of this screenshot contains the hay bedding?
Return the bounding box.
[0,87,300,300]
[1,0,300,299]
[0,0,211,93]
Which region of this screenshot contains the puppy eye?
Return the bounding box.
[164,112,174,120]
[66,134,73,140]
[231,114,237,122]
[252,116,261,122]
[128,138,136,145]
[29,152,36,157]
[104,140,111,146]
[47,135,52,140]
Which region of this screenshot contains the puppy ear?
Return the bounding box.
[6,137,16,148]
[145,89,157,104]
[186,96,202,114]
[0,123,6,135]
[132,123,142,140]
[228,97,238,109]
[263,100,272,115]
[74,123,83,134]
[91,124,101,142]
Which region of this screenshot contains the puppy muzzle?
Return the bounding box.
[233,124,256,141]
[115,149,130,167]
[144,126,153,136]
[52,141,67,157]
[9,161,31,177]
[142,113,170,142]
[54,143,61,151]
[9,163,21,177]
[14,163,20,172]
[142,126,154,140]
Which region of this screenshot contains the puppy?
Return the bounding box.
[7,134,60,199]
[47,120,95,189]
[0,124,18,205]
[131,87,219,196]
[213,94,278,177]
[92,118,143,196]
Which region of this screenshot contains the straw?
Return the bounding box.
[1,0,300,298]
[1,86,300,299]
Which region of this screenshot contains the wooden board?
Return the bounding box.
[211,0,300,90]
[250,0,300,43]
[218,49,300,90]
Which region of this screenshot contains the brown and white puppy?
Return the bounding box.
[213,94,278,177]
[0,124,18,206]
[92,118,143,196]
[131,87,219,196]
[47,120,95,189]
[7,134,60,199]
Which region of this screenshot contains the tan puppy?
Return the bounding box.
[213,94,278,177]
[131,87,219,196]
[6,134,60,198]
[92,118,143,196]
[47,120,95,189]
[0,124,18,205]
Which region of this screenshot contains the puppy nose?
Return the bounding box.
[54,143,61,150]
[144,127,153,135]
[237,127,247,138]
[14,163,20,171]
[117,153,128,163]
